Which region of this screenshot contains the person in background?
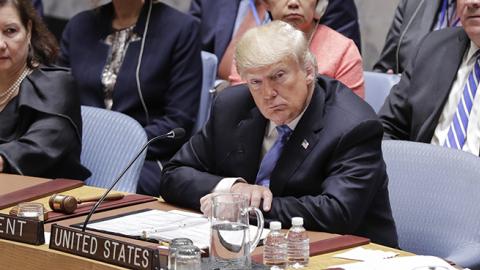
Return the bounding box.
[190,0,362,81]
[0,0,90,180]
[228,0,365,98]
[379,0,480,156]
[31,0,42,16]
[59,0,202,196]
[40,1,94,42]
[161,21,398,247]
[374,0,460,74]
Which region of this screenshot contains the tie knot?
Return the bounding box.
[276,125,292,140]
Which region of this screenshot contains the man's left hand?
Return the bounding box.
[231,182,272,212]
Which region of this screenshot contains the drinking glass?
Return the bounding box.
[174,244,201,270]
[168,238,193,270]
[17,202,44,221]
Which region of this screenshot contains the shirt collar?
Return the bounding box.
[266,106,307,137]
[466,41,480,63]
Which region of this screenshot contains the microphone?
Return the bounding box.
[81,128,185,232]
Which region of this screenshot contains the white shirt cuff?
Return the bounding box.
[213,177,246,193]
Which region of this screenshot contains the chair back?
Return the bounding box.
[382,140,480,269]
[195,51,218,132]
[81,106,147,193]
[364,71,400,112]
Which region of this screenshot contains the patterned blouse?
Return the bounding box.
[101,25,140,110]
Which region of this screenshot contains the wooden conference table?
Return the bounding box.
[0,175,412,270]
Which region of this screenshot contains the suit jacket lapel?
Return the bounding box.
[417,30,470,142]
[231,107,267,183]
[270,86,325,196]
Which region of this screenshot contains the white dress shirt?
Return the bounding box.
[213,109,306,193]
[431,41,480,156]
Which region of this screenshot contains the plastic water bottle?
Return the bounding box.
[286,217,309,268]
[263,221,287,270]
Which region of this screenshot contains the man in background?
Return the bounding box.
[374,0,460,74]
[379,0,480,156]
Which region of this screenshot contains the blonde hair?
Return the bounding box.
[235,20,317,77]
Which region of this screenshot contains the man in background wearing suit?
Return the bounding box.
[161,21,398,248]
[189,0,361,80]
[374,0,460,74]
[379,0,480,155]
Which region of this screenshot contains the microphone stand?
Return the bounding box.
[82,128,185,232]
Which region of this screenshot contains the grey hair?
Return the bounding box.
[235,20,317,77]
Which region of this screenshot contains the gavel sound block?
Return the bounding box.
[48,193,124,214]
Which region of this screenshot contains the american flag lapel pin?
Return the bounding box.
[301,139,309,149]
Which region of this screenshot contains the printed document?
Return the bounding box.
[85,209,268,249]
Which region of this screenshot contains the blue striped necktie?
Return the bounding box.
[444,55,480,149]
[255,125,292,187]
[434,0,461,30]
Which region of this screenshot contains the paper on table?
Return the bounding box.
[333,247,398,261]
[330,255,457,270]
[85,209,269,249]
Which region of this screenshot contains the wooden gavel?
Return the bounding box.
[48,193,124,214]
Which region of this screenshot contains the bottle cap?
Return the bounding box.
[291,217,303,226]
[269,221,281,230]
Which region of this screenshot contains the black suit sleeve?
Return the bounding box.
[377,37,422,140]
[377,73,412,140]
[373,0,407,73]
[161,102,223,210]
[264,119,387,233]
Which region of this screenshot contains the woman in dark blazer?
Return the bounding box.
[59,0,202,196]
[0,0,89,180]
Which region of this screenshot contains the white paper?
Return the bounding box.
[85,209,269,249]
[333,247,398,261]
[331,255,457,270]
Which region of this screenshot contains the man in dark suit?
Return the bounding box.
[189,0,362,66]
[374,0,459,74]
[161,21,398,247]
[379,0,480,154]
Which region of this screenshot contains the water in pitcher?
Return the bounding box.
[210,222,251,269]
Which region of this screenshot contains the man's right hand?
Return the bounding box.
[200,193,217,217]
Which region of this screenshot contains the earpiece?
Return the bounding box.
[314,0,329,20]
[395,0,425,73]
[135,0,153,124]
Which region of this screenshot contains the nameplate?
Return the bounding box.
[0,213,45,245]
[49,224,163,270]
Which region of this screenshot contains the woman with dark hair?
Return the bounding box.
[0,0,90,180]
[59,0,202,196]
